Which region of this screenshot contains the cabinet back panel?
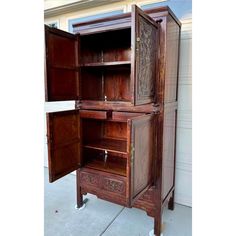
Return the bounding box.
[104,69,131,101]
[80,28,131,63]
[82,119,103,143]
[81,67,131,102]
[104,122,127,140]
[82,119,127,141]
[103,29,131,62]
[81,33,102,63]
[81,69,103,100]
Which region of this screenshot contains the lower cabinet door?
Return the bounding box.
[46,110,81,182]
[128,113,155,205]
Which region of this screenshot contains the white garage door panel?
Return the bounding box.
[175,19,192,207]
[175,167,192,206]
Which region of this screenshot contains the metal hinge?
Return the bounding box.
[136,37,140,51]
[131,144,135,163]
[75,100,81,109]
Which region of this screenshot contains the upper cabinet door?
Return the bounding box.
[47,110,81,182]
[128,114,154,204]
[45,25,80,101]
[131,5,159,105]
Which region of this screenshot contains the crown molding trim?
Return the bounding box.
[44,0,124,18]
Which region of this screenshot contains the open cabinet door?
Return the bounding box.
[128,114,154,205]
[47,110,81,182]
[45,25,80,101]
[131,5,159,105]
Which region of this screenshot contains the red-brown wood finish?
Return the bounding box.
[131,5,159,105]
[129,113,154,205]
[46,110,81,182]
[45,25,80,101]
[45,5,181,236]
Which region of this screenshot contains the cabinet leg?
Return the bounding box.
[154,211,162,236]
[77,188,83,208]
[168,190,175,211]
[76,169,85,209]
[149,229,163,236]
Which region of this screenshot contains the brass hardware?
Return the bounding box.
[136,37,140,42]
[104,150,108,163]
[131,145,135,163]
[104,95,107,101]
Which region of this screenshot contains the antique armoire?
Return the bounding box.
[45,5,181,236]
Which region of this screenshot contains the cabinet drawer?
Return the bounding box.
[80,169,126,197]
[101,176,126,196]
[80,110,108,120]
[80,171,99,187]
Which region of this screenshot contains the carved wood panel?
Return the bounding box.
[80,172,99,187]
[133,7,158,105]
[102,177,126,195]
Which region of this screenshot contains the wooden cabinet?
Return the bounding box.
[45,5,181,236]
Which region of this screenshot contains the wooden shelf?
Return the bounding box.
[80,61,131,67]
[85,156,127,176]
[84,138,127,154]
[49,65,78,70]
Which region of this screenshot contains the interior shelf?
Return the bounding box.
[85,155,127,176]
[84,138,127,154]
[80,61,131,67]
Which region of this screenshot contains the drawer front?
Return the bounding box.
[79,110,108,120]
[80,169,126,197]
[80,171,99,187]
[101,177,126,196]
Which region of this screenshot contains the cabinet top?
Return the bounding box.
[72,6,181,35]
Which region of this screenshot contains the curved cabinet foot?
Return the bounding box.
[75,198,88,210]
[149,229,163,236]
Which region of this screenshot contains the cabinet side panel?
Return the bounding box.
[164,15,180,103]
[162,106,177,200]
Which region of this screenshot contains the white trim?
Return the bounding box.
[136,0,166,8]
[66,5,125,22]
[65,5,125,32]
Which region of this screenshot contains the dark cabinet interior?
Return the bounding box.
[80,28,131,64]
[81,112,129,177]
[80,28,131,102]
[45,5,181,236]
